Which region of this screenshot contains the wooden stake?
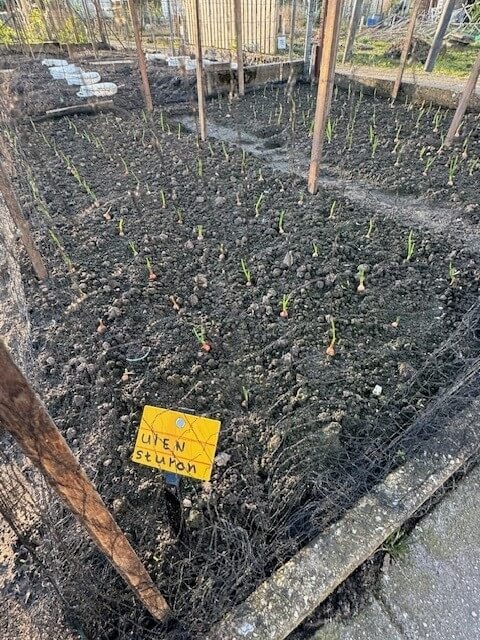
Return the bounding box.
[128,0,153,113]
[233,0,244,96]
[303,0,315,75]
[167,0,175,56]
[80,0,98,59]
[92,0,109,45]
[391,0,424,102]
[307,0,343,194]
[342,0,363,64]
[312,0,329,80]
[288,0,297,61]
[194,0,207,141]
[0,161,47,281]
[444,52,480,148]
[0,340,171,622]
[424,0,455,73]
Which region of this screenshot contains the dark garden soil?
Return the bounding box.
[3,70,480,638]
[208,81,480,223]
[5,58,195,117]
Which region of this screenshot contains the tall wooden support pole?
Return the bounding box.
[342,0,363,63]
[0,341,171,622]
[233,0,244,96]
[304,0,316,75]
[444,52,480,147]
[81,0,98,58]
[128,0,153,113]
[424,0,455,72]
[167,0,175,55]
[307,0,343,194]
[194,0,207,141]
[92,0,109,45]
[312,0,329,80]
[391,0,424,102]
[289,0,297,60]
[0,162,47,281]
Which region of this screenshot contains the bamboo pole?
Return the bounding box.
[342,0,363,63]
[391,0,424,102]
[0,161,47,281]
[127,0,153,113]
[307,0,343,194]
[289,0,297,60]
[233,0,244,96]
[194,0,207,141]
[424,0,455,73]
[444,52,480,148]
[0,340,171,622]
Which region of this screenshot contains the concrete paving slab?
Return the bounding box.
[313,464,480,640]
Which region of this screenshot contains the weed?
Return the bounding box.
[382,529,409,560]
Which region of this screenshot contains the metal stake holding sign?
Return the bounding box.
[132,405,221,482]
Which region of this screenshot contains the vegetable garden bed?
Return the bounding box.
[3,65,480,639]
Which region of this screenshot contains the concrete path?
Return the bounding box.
[312,464,480,640]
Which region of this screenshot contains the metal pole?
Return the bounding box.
[424,0,455,72]
[308,0,343,194]
[194,0,207,140]
[342,0,363,63]
[289,0,297,60]
[391,0,424,102]
[303,0,316,75]
[0,340,171,622]
[233,0,245,96]
[127,0,154,112]
[444,52,480,147]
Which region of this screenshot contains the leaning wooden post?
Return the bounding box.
[342,0,363,63]
[289,0,297,61]
[0,161,47,281]
[444,52,480,148]
[92,0,109,45]
[391,0,424,102]
[424,0,455,72]
[233,0,244,96]
[128,0,153,113]
[307,0,343,194]
[194,0,207,141]
[0,340,171,622]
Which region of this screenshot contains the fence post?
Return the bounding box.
[194,0,207,141]
[391,0,424,102]
[424,0,455,73]
[444,52,480,147]
[303,0,316,75]
[127,0,154,113]
[342,0,363,63]
[0,340,171,622]
[92,0,108,45]
[0,160,47,281]
[233,0,244,96]
[307,0,343,194]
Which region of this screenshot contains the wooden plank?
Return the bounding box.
[0,340,171,622]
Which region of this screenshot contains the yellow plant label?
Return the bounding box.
[131,405,221,481]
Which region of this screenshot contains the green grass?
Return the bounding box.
[340,35,480,78]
